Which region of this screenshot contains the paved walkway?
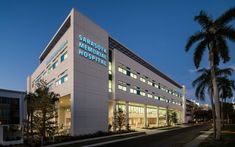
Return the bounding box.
[183,128,213,147]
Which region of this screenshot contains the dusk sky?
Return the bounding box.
[0,0,235,104]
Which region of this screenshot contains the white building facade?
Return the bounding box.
[27,9,186,136]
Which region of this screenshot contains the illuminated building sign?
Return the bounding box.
[78,34,107,66]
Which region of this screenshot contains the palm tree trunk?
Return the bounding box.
[221,98,224,128]
[209,49,221,140]
[210,96,216,138]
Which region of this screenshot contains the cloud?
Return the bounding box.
[188,69,197,73]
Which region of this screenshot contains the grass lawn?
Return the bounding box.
[199,124,235,147]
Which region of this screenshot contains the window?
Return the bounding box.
[147,94,153,98]
[118,67,127,75]
[127,70,131,76]
[140,77,146,83]
[130,73,137,79]
[154,96,159,100]
[50,61,58,71]
[129,105,144,114]
[0,97,19,124]
[61,75,68,84]
[137,90,140,95]
[61,52,68,62]
[118,85,127,91]
[140,91,146,96]
[159,97,165,101]
[147,81,152,86]
[109,80,112,92]
[108,62,112,75]
[130,88,137,94]
[155,84,160,89]
[56,75,68,86]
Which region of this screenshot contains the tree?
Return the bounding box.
[115,108,126,131]
[25,80,60,145]
[169,112,178,125]
[24,92,37,144]
[34,80,59,143]
[218,77,235,126]
[192,67,233,138]
[185,7,235,139]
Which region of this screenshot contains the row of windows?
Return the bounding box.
[48,51,68,73]
[117,81,182,106]
[117,64,182,98]
[32,50,68,88]
[116,104,145,114]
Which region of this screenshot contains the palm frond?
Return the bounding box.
[192,72,207,87]
[185,31,205,52]
[195,81,206,100]
[217,36,230,63]
[218,26,235,42]
[193,39,207,68]
[197,68,209,74]
[194,10,213,30]
[215,7,235,26]
[215,67,234,77]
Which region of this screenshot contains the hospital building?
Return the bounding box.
[27,8,186,136]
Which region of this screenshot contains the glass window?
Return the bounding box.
[147,81,152,86]
[147,94,153,98]
[61,52,68,62]
[108,62,112,75]
[118,67,127,75]
[140,91,146,96]
[140,77,146,83]
[130,88,137,94]
[109,80,112,92]
[130,73,137,79]
[118,85,127,91]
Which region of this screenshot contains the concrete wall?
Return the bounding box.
[73,10,109,135]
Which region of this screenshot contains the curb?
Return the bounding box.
[44,132,145,147]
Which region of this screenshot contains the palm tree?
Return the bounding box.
[34,80,60,143]
[218,77,235,126]
[185,7,235,139]
[24,92,37,142]
[192,67,234,138]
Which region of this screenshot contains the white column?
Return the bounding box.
[125,101,129,129]
[70,93,75,136]
[113,100,117,131]
[182,85,186,123]
[144,104,147,128]
[166,107,168,126]
[156,106,159,127]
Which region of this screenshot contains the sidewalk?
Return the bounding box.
[183,128,213,147]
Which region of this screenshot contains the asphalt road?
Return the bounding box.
[98,124,211,147]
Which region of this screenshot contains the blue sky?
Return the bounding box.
[0,0,235,104]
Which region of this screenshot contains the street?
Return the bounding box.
[99,124,211,147]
